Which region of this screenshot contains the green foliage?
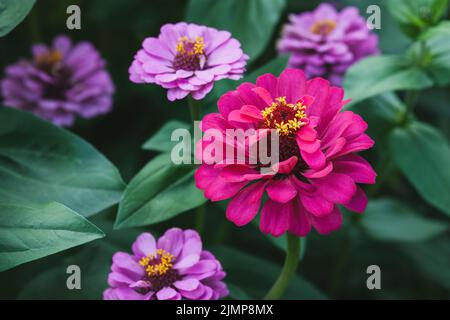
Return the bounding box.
[389,121,450,216]
[361,198,448,242]
[186,0,287,63]
[0,0,35,36]
[0,108,125,217]
[115,153,205,229]
[0,202,104,272]
[344,55,433,104]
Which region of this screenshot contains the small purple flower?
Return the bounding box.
[129,22,248,101]
[1,35,114,126]
[277,3,379,85]
[103,228,228,300]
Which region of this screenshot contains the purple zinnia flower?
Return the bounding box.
[277,3,379,85]
[129,22,248,101]
[1,35,114,126]
[103,228,228,300]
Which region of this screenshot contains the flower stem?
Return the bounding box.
[264,234,301,300]
[188,95,206,234]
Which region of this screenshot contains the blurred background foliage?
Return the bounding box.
[0,0,449,299]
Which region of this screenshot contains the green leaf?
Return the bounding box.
[213,245,327,300]
[0,0,36,37]
[401,237,450,290]
[0,202,104,272]
[185,0,286,63]
[415,22,450,86]
[142,120,191,153]
[115,153,206,229]
[0,108,125,217]
[17,242,115,299]
[361,198,448,242]
[389,121,450,216]
[387,0,449,38]
[344,55,433,105]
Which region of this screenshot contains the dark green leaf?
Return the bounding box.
[344,55,433,105]
[401,237,450,290]
[0,202,104,272]
[142,120,191,153]
[115,153,205,229]
[17,242,115,299]
[0,0,36,37]
[213,245,327,299]
[185,0,286,63]
[389,121,450,216]
[0,108,125,217]
[361,198,447,242]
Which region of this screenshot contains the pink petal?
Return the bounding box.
[260,199,291,237]
[271,156,298,174]
[333,154,376,184]
[266,178,297,203]
[299,191,334,217]
[309,206,343,235]
[277,69,307,104]
[173,279,200,291]
[301,148,326,170]
[156,287,178,300]
[251,87,274,106]
[288,199,312,237]
[343,186,368,213]
[132,233,157,257]
[302,161,333,179]
[256,73,278,99]
[312,173,357,205]
[218,91,244,118]
[226,181,267,226]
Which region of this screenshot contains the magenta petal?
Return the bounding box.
[277,69,307,103]
[301,148,326,170]
[299,192,334,217]
[228,109,258,123]
[266,178,297,203]
[312,173,357,204]
[297,124,317,141]
[256,73,278,99]
[251,87,274,106]
[240,104,264,120]
[260,199,291,237]
[333,154,376,184]
[226,181,266,226]
[343,186,368,213]
[302,161,333,179]
[288,199,312,237]
[296,134,320,153]
[271,156,298,174]
[309,206,343,235]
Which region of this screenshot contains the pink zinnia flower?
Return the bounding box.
[1,35,114,126]
[277,3,379,85]
[195,69,376,237]
[103,228,228,300]
[129,22,248,101]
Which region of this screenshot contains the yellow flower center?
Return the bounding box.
[176,36,205,55]
[261,96,307,136]
[139,249,174,277]
[310,19,337,35]
[35,50,63,68]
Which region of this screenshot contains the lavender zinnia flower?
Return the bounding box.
[129,22,248,101]
[1,35,114,126]
[103,228,228,300]
[277,3,379,85]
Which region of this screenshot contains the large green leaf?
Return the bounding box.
[402,237,450,290]
[387,0,449,38]
[185,0,286,63]
[0,108,125,217]
[142,120,191,153]
[0,0,36,37]
[0,202,104,272]
[213,245,327,300]
[344,55,433,105]
[361,198,447,242]
[115,153,205,229]
[16,242,115,299]
[389,121,450,216]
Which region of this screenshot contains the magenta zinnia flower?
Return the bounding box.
[129,22,248,101]
[103,228,228,300]
[277,3,379,85]
[1,35,114,126]
[195,69,376,237]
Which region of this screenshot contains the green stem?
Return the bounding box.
[264,234,301,300]
[188,96,206,233]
